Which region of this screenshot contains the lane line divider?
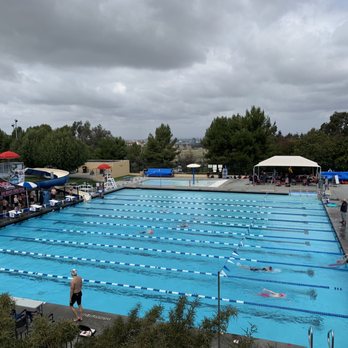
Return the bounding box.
[0,248,336,289]
[6,235,347,272]
[107,194,322,209]
[1,266,347,319]
[20,219,337,243]
[24,226,340,256]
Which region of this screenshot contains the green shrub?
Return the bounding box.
[76,295,237,348]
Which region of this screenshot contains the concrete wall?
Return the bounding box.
[78,160,130,179]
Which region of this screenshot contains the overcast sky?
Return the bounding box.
[1,0,347,139]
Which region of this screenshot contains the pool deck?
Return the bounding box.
[5,178,348,347]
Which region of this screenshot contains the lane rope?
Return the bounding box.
[17,225,341,256]
[4,235,347,272]
[20,218,338,243]
[0,248,336,289]
[1,266,347,319]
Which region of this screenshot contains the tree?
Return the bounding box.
[71,121,112,149]
[42,128,89,171]
[126,142,144,173]
[16,125,53,167]
[177,149,196,169]
[94,136,127,160]
[320,111,348,136]
[270,132,300,156]
[0,129,11,152]
[293,128,346,170]
[202,107,277,173]
[143,124,179,168]
[14,125,88,171]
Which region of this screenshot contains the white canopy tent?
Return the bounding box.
[253,156,321,183]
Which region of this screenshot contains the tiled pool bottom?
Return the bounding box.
[0,189,347,347]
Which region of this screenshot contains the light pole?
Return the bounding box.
[217,258,234,348]
[217,270,221,348]
[11,119,18,140]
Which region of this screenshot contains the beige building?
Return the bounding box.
[78,160,130,180]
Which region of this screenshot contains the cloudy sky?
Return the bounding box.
[1,0,347,139]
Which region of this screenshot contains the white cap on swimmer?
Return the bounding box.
[71,269,77,276]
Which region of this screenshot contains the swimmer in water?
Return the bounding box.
[329,254,348,267]
[307,289,317,300]
[238,264,273,272]
[140,229,154,235]
[260,288,286,298]
[337,254,348,264]
[178,222,189,228]
[250,266,273,272]
[292,268,315,277]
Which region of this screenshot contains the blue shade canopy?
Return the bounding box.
[18,181,38,189]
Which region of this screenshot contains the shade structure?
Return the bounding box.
[18,181,38,189]
[187,163,201,185]
[97,163,111,170]
[254,156,320,168]
[187,163,201,169]
[18,181,37,208]
[0,150,20,159]
[253,155,321,183]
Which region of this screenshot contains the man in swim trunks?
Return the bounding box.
[70,269,83,321]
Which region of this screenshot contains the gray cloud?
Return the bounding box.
[0,0,347,139]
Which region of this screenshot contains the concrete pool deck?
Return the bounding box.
[5,178,348,347]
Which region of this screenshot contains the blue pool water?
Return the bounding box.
[0,189,347,347]
[140,178,226,187]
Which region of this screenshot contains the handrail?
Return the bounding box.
[327,329,334,348]
[308,326,313,348]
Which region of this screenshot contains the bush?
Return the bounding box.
[76,295,238,348]
[26,316,79,348]
[0,293,238,348]
[0,293,16,347]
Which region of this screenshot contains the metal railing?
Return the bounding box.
[327,329,334,348]
[308,327,313,348]
[308,327,335,348]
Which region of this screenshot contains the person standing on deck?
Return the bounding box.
[70,269,83,321]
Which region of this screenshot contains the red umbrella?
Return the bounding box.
[0,150,20,159]
[97,163,111,170]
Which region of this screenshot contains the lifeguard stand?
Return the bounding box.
[104,174,117,191]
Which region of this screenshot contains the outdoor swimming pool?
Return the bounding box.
[140,178,227,187]
[0,188,347,347]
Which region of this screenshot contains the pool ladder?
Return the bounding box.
[308,327,335,347]
[327,329,334,348]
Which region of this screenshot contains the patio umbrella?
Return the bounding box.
[97,163,111,170]
[18,181,38,207]
[187,163,201,185]
[18,181,37,189]
[0,150,20,160]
